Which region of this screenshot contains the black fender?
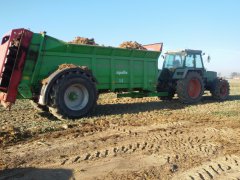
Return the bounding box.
[38,67,97,106]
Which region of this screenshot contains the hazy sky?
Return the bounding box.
[0,0,239,76]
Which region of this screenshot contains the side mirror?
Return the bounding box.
[207,55,211,63]
[202,52,206,56]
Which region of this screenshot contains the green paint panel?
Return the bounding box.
[18,32,162,98]
[204,71,217,82]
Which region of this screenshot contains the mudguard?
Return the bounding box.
[38,66,97,106]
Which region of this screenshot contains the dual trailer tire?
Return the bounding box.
[48,71,97,120]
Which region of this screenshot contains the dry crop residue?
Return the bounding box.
[0,80,240,179]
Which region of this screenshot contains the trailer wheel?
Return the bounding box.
[176,72,204,104]
[30,100,48,112]
[210,79,230,100]
[49,71,97,119]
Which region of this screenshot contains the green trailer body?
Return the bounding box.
[0,29,165,116]
[19,32,162,99]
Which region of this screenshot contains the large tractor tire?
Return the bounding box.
[49,71,97,120]
[176,72,204,104]
[210,78,230,100]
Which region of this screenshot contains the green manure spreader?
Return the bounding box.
[0,29,229,119]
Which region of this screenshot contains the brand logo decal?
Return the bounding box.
[116,70,128,75]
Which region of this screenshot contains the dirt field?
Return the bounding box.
[0,80,240,180]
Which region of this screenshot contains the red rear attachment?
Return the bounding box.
[0,29,33,108]
[143,43,163,52]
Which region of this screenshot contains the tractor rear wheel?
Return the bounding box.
[176,72,204,104]
[49,71,97,120]
[211,78,230,100]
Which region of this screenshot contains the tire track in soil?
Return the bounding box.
[1,121,236,179]
[172,155,240,180]
[57,123,221,167]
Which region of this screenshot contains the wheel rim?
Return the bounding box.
[220,83,228,97]
[64,84,89,111]
[187,79,201,99]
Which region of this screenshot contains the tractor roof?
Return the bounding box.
[166,49,202,55]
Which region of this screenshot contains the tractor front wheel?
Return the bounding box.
[211,79,230,100]
[176,72,204,104]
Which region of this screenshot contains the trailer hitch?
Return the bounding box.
[0,93,12,109]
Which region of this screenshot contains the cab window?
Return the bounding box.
[173,55,183,68]
[164,54,183,69]
[185,54,203,68]
[164,54,174,68]
[195,54,203,68]
[185,55,194,68]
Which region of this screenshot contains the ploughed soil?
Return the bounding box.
[0,80,240,180]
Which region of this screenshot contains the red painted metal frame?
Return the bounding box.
[0,32,11,82]
[0,29,33,106]
[143,43,163,52]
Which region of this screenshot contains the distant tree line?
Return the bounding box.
[231,72,240,79]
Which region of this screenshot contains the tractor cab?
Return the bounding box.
[162,49,204,73]
[158,50,205,88]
